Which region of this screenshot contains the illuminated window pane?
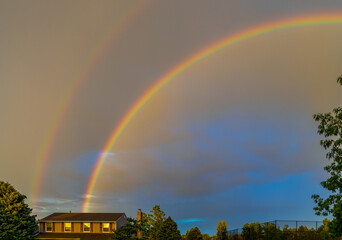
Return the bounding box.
[64,223,71,232]
[84,223,90,232]
[103,223,110,232]
[46,222,52,232]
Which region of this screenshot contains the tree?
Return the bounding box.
[262,222,281,240]
[317,218,334,240]
[0,181,38,239]
[159,216,182,240]
[216,220,228,240]
[282,225,295,240]
[312,76,342,237]
[241,222,262,240]
[185,227,203,240]
[144,205,166,239]
[112,217,149,240]
[201,233,211,240]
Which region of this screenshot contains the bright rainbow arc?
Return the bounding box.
[30,0,150,208]
[82,13,342,212]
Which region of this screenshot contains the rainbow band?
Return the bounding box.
[30,0,149,208]
[82,13,342,212]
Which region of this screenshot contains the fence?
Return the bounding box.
[227,220,338,240]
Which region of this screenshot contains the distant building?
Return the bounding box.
[36,212,128,240]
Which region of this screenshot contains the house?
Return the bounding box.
[36,212,128,240]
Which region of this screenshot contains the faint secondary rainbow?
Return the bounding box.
[30,0,150,208]
[82,13,342,212]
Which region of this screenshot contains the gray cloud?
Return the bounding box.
[1,0,342,233]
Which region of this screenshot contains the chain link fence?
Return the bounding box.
[227,220,338,240]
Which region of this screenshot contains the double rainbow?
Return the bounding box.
[82,13,342,212]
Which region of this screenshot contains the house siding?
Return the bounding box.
[39,221,118,233]
[93,222,100,233]
[74,222,81,232]
[116,214,127,230]
[39,223,44,232]
[55,222,62,232]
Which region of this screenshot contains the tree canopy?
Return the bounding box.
[185,227,203,240]
[144,205,166,239]
[159,216,182,240]
[312,76,342,237]
[216,220,228,240]
[112,217,149,240]
[0,181,38,240]
[114,205,181,240]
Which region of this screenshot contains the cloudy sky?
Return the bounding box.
[1,0,342,235]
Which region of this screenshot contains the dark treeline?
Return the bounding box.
[227,220,339,240]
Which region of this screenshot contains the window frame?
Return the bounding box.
[45,222,53,232]
[64,222,71,232]
[102,223,110,233]
[83,222,91,232]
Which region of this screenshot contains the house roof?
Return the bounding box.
[36,233,115,240]
[40,213,126,222]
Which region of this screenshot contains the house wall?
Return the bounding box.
[116,214,128,230]
[40,221,118,233]
[55,222,62,232]
[74,222,81,232]
[93,223,100,233]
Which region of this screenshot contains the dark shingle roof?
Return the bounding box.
[36,233,115,240]
[40,213,125,222]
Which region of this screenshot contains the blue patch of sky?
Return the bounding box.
[176,218,206,224]
[133,112,326,235]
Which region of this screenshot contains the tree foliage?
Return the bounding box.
[0,181,38,240]
[159,216,182,240]
[114,205,181,240]
[112,217,149,240]
[312,76,342,237]
[201,233,211,240]
[144,205,166,239]
[238,221,337,240]
[216,220,228,240]
[241,222,262,240]
[185,227,203,240]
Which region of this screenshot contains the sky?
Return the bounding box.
[1,0,342,235]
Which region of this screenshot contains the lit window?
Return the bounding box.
[103,223,110,232]
[84,223,91,232]
[46,222,52,232]
[64,223,71,232]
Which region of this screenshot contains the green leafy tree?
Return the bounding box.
[317,218,336,240]
[241,222,262,240]
[297,225,310,240]
[112,217,149,240]
[0,181,38,240]
[282,225,295,240]
[312,76,342,237]
[144,205,166,239]
[262,222,281,240]
[159,216,182,240]
[216,220,228,240]
[185,227,203,240]
[202,233,211,240]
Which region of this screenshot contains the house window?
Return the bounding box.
[83,223,91,232]
[103,223,110,232]
[64,223,71,232]
[46,222,52,232]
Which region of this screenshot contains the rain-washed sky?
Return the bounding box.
[1,0,342,235]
